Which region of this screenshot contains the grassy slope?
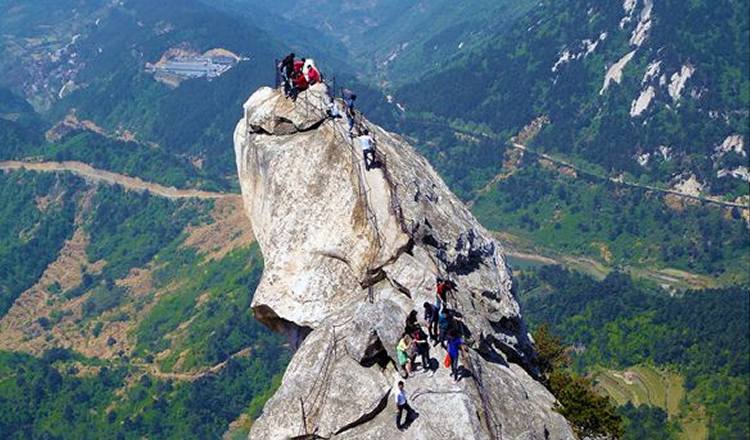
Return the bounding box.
[595,365,708,440]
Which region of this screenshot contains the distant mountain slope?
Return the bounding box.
[248,0,536,83]
[395,0,750,199]
[0,0,285,177]
[0,168,288,439]
[0,88,44,156]
[517,266,749,440]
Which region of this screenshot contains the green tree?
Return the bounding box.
[533,325,624,439]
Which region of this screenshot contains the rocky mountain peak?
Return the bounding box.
[233,84,574,439]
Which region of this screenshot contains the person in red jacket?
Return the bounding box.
[290,71,308,101]
[307,64,321,85]
[293,58,306,74]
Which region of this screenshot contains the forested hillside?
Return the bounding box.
[250,0,537,83]
[473,159,749,283]
[517,265,749,440]
[1,0,284,179]
[395,0,749,199]
[0,0,747,438]
[0,169,289,439]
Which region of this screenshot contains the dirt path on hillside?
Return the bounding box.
[132,347,253,382]
[0,160,237,200]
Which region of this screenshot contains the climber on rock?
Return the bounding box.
[423,301,439,342]
[343,90,357,136]
[437,305,452,348]
[290,71,308,101]
[293,57,306,75]
[436,278,450,310]
[327,97,343,119]
[395,380,417,430]
[446,328,466,383]
[411,322,432,372]
[280,53,295,77]
[279,53,295,96]
[396,332,414,378]
[405,309,418,334]
[307,64,321,85]
[359,128,376,171]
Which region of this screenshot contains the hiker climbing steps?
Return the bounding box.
[275,53,405,303]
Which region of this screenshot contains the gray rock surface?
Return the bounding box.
[234,84,575,439]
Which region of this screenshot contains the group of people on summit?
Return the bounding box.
[396,278,466,382]
[278,53,321,101]
[277,53,379,172]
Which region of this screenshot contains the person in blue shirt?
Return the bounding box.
[446,329,464,383]
[437,306,451,348]
[343,91,357,136]
[423,302,438,342]
[394,380,415,430]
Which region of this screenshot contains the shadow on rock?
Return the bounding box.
[402,409,420,430]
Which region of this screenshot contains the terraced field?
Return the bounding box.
[594,365,708,440]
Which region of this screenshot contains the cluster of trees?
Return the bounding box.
[617,403,679,440]
[520,266,749,439]
[0,173,291,438]
[134,245,286,373]
[533,324,624,439]
[30,131,220,190]
[0,171,81,317]
[0,348,286,440]
[0,88,44,156]
[399,118,509,200]
[84,184,205,282]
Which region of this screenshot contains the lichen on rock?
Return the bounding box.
[234,84,575,439]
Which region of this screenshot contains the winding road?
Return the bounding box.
[0,160,237,200]
[510,143,749,210]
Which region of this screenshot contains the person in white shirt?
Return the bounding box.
[395,380,415,430]
[327,98,342,119]
[359,129,376,171]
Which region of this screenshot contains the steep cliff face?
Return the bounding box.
[234,84,575,439]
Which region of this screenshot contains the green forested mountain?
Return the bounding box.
[394,0,749,198]
[369,0,750,286]
[1,0,284,178]
[517,265,749,440]
[0,88,45,156]
[249,0,537,83]
[473,159,750,283]
[0,169,289,439]
[0,0,747,439]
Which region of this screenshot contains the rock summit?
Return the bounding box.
[234,84,575,439]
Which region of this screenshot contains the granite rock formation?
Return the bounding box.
[234,84,575,439]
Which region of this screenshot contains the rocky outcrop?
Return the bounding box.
[234,84,575,439]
